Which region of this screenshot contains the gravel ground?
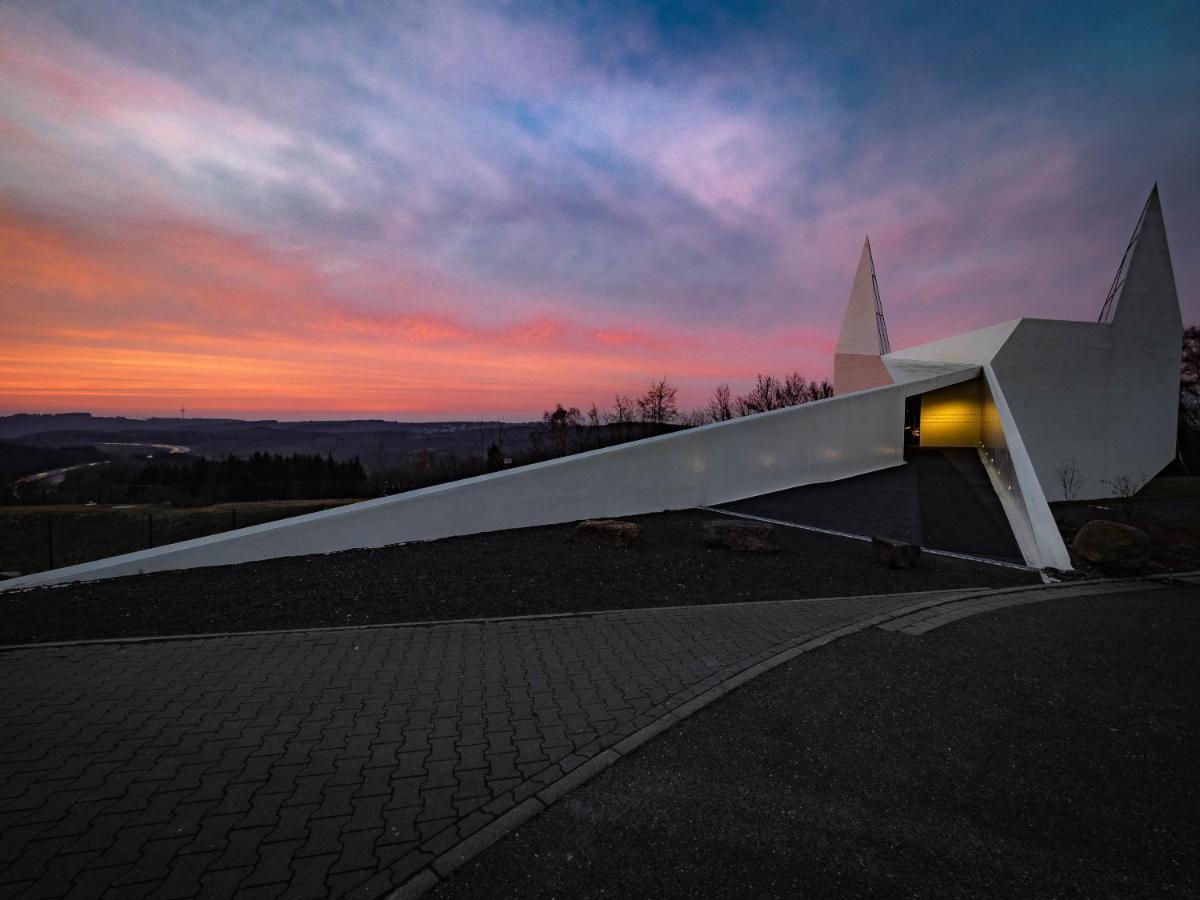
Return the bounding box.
[0,509,1036,645]
[434,589,1200,899]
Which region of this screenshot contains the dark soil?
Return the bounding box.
[434,588,1200,899]
[0,509,1036,645]
[724,447,1024,562]
[1054,499,1200,575]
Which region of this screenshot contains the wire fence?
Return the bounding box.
[0,502,345,577]
[6,481,371,507]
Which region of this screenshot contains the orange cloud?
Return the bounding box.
[0,203,834,418]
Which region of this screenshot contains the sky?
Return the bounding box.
[1,1,1197,421]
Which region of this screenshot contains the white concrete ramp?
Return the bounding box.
[2,366,978,590]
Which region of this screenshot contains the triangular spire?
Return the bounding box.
[1100,185,1181,336]
[833,236,894,395]
[836,237,891,356]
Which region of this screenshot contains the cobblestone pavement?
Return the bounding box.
[0,587,967,899]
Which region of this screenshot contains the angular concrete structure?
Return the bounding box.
[833,237,894,396]
[2,188,1181,588]
[877,186,1181,567]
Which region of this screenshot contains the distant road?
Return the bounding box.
[12,461,110,499]
[11,443,190,500]
[95,442,191,456]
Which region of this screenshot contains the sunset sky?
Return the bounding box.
[2,1,1197,420]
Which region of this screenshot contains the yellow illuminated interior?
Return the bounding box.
[919,379,984,447]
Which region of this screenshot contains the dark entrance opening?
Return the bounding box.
[904,395,921,447]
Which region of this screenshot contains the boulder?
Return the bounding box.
[872,536,921,569]
[1072,519,1150,566]
[572,519,641,547]
[703,520,779,553]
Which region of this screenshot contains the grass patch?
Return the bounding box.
[1136,476,1200,500]
[0,500,356,576]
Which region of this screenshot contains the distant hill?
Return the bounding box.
[0,414,539,468]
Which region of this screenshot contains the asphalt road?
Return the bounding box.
[433,587,1200,899]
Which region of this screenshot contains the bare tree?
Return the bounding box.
[1055,459,1083,502]
[1102,473,1147,524]
[708,383,734,422]
[777,371,808,406]
[584,403,603,449]
[1182,326,1200,405]
[539,404,582,457]
[637,379,678,425]
[1178,325,1200,471]
[610,393,636,442]
[611,393,635,424]
[737,374,781,415]
[1102,474,1138,500]
[808,379,834,401]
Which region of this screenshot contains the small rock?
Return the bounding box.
[703,520,778,553]
[1072,519,1150,566]
[873,536,921,569]
[1041,566,1086,581]
[572,519,641,547]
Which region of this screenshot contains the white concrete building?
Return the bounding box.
[2,188,1181,588]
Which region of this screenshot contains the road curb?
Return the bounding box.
[0,586,987,653]
[383,575,1184,899]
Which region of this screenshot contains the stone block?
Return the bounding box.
[572,519,641,547]
[872,536,921,569]
[702,521,779,553]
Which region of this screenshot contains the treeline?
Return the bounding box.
[369,371,832,494]
[18,370,833,506]
[44,452,370,506]
[133,453,369,503]
[705,372,834,421]
[522,372,833,460]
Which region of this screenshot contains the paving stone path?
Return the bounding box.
[3,578,1173,899]
[877,577,1181,635]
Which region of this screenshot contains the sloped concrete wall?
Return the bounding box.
[977,367,1072,570]
[2,367,978,589]
[991,318,1180,501]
